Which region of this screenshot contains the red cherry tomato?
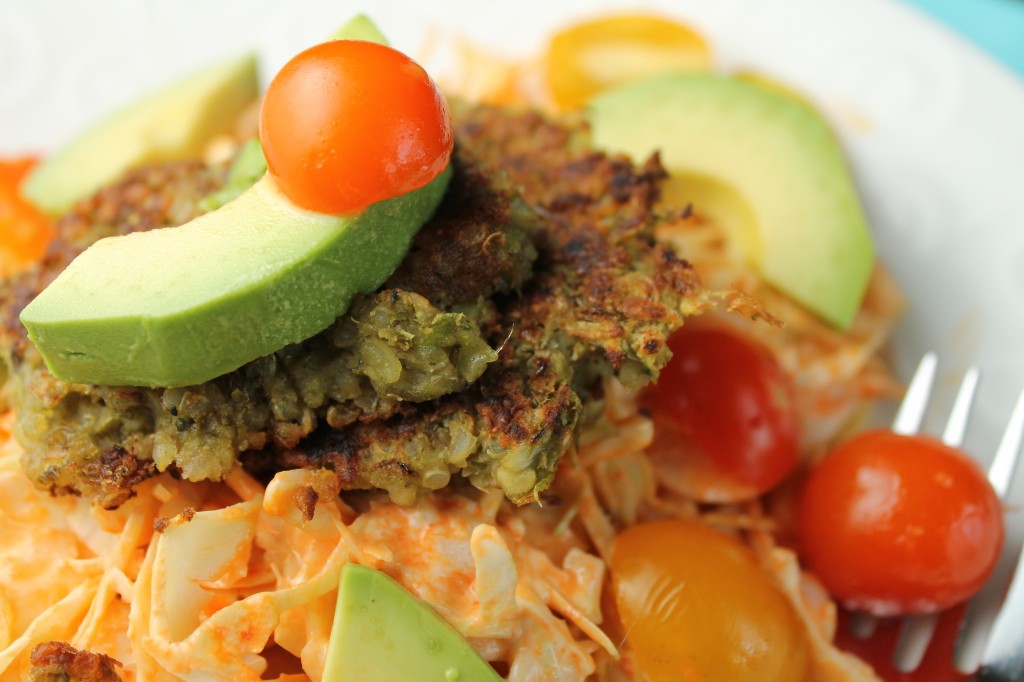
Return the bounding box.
[612,519,811,681]
[799,430,1004,616]
[639,324,800,502]
[260,40,453,215]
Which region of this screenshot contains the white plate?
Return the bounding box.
[3,0,1024,650]
[5,0,1023,460]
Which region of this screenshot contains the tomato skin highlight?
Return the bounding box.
[640,324,800,502]
[612,519,811,682]
[799,430,1004,616]
[260,40,453,215]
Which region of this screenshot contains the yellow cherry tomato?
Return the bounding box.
[612,519,810,682]
[544,14,711,111]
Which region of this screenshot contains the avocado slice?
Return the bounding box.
[588,72,874,329]
[324,564,503,682]
[328,13,391,44]
[197,138,268,212]
[20,167,451,387]
[22,53,258,215]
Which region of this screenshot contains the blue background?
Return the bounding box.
[904,0,1024,76]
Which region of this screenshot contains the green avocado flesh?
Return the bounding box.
[588,72,874,329]
[328,13,391,44]
[22,54,259,215]
[20,167,451,388]
[324,564,502,682]
[197,138,267,212]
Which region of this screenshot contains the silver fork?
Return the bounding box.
[847,353,1024,678]
[975,536,1024,680]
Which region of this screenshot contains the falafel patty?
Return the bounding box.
[0,104,711,508]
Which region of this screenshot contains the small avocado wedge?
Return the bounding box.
[20,167,451,387]
[328,13,391,44]
[588,72,874,329]
[198,138,267,212]
[22,53,258,215]
[197,14,388,214]
[324,564,503,682]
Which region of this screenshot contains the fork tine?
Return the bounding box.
[974,540,1024,680]
[942,367,980,447]
[986,386,1024,499]
[848,612,879,639]
[956,386,1024,674]
[894,613,940,672]
[851,354,940,643]
[893,353,938,435]
[893,367,982,672]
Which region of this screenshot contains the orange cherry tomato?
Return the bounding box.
[799,430,1004,616]
[0,157,53,277]
[0,157,36,186]
[544,14,711,111]
[640,324,800,502]
[260,40,453,215]
[612,519,810,682]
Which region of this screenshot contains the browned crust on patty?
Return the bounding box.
[29,641,123,682]
[258,106,706,504]
[4,105,708,507]
[385,157,537,306]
